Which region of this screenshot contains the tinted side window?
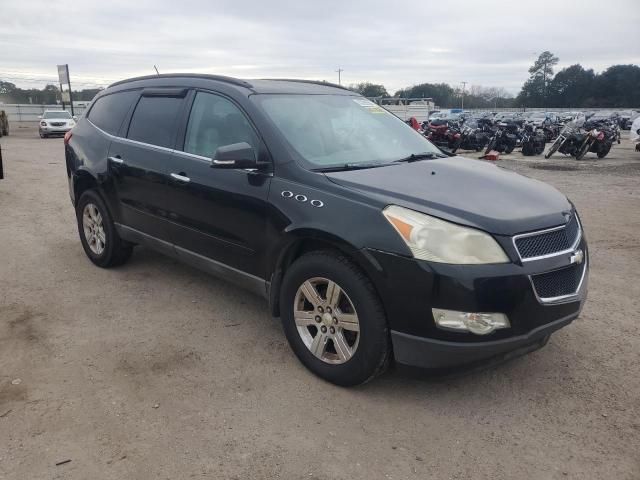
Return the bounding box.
[127,96,183,148]
[88,90,139,135]
[184,92,259,158]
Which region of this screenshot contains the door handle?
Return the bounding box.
[170,172,190,183]
[108,156,124,164]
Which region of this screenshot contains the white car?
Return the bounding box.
[39,110,76,138]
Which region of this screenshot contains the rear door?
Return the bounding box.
[107,88,187,242]
[163,90,272,281]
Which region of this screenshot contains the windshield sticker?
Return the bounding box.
[353,98,385,113]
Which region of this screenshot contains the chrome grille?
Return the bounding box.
[531,260,586,301]
[515,214,580,260]
[50,122,65,127]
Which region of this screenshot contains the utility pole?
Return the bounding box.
[335,68,344,85]
[59,82,65,111]
[68,71,75,117]
[461,81,467,109]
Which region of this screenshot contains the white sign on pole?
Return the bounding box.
[57,65,69,85]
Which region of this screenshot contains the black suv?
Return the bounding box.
[65,74,588,386]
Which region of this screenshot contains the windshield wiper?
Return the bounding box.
[393,152,447,163]
[312,162,394,172]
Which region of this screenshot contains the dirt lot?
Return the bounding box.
[1,123,639,480]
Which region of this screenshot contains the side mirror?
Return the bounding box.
[73,116,78,121]
[211,142,258,169]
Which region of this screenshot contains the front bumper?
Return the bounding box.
[391,312,574,369]
[40,126,72,134]
[365,237,588,369]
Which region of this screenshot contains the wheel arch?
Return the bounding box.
[72,169,100,205]
[267,229,385,318]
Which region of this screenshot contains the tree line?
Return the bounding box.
[2,53,639,108]
[0,81,101,104]
[515,51,640,108]
[348,81,514,109]
[350,52,639,109]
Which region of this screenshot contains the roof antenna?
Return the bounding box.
[153,65,160,76]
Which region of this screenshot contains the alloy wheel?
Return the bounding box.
[82,203,106,255]
[293,277,360,364]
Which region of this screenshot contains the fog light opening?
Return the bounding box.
[432,309,510,335]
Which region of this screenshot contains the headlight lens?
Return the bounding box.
[383,205,509,264]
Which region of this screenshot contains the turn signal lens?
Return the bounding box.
[432,308,510,335]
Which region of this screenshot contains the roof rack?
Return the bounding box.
[260,78,352,91]
[108,73,253,89]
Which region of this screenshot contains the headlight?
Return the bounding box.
[383,205,509,264]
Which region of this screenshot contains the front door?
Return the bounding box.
[163,90,272,281]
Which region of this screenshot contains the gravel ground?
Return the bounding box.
[1,123,639,480]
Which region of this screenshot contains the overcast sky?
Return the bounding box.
[1,0,639,94]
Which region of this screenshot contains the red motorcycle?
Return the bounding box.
[424,120,461,151]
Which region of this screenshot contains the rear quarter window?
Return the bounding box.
[88,90,139,135]
[127,96,183,148]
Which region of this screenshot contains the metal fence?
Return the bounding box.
[0,104,89,122]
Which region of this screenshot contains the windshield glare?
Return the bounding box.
[255,94,441,168]
[43,111,72,119]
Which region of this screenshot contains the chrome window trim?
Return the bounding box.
[512,216,582,262]
[90,119,272,175]
[529,256,588,305]
[88,118,177,154]
[173,149,211,163]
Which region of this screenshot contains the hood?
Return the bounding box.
[325,156,572,236]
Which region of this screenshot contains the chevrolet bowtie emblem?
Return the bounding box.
[570,249,584,265]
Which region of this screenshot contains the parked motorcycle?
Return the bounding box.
[484,122,518,154]
[425,120,461,151]
[450,124,489,153]
[544,120,586,159]
[575,123,613,160]
[541,123,562,143]
[520,123,545,156]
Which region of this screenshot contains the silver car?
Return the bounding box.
[39,110,76,138]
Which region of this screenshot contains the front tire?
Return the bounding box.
[544,138,561,159]
[485,137,496,155]
[76,190,133,268]
[575,140,590,160]
[280,251,390,386]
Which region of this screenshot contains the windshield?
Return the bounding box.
[43,111,72,119]
[255,94,442,168]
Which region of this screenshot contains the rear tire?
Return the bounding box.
[597,142,612,159]
[280,250,390,386]
[76,190,133,268]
